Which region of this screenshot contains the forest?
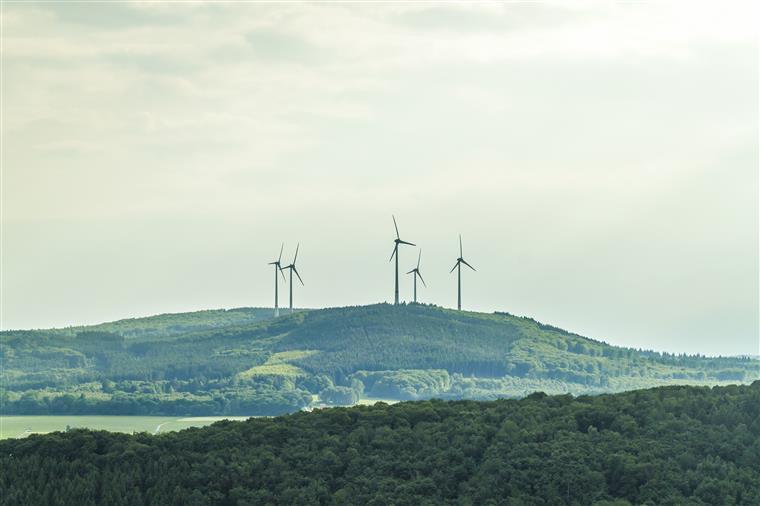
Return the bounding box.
[2,382,759,505]
[1,304,757,415]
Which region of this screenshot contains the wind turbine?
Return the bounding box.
[268,243,286,317]
[450,235,475,310]
[406,249,426,304]
[281,243,304,312]
[389,215,415,305]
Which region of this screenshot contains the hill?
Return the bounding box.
[2,382,759,505]
[1,304,757,416]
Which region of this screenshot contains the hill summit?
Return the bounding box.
[1,304,757,415]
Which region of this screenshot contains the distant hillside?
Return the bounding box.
[9,307,279,340]
[3,382,760,505]
[1,304,757,416]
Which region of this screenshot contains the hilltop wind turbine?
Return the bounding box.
[268,243,286,317]
[389,215,415,305]
[450,235,475,311]
[281,243,304,312]
[406,250,426,304]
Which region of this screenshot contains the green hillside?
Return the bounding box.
[10,307,279,341]
[1,304,757,416]
[3,382,760,505]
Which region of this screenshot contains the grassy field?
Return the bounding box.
[0,416,250,439]
[236,350,317,379]
[355,398,399,406]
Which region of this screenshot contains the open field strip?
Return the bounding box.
[0,416,253,439]
[355,398,399,406]
[236,349,318,378]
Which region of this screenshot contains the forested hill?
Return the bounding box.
[10,307,279,340]
[1,304,757,416]
[3,382,760,505]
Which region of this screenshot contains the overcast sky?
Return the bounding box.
[2,1,757,356]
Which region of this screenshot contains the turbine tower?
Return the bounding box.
[450,235,475,310]
[281,243,304,312]
[268,243,286,317]
[389,215,415,305]
[406,250,426,304]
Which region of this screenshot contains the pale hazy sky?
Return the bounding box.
[2,1,758,356]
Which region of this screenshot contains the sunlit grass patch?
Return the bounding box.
[237,350,318,378]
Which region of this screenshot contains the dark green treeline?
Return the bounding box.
[2,382,760,505]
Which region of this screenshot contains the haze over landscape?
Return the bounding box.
[2,2,759,353]
[3,3,760,504]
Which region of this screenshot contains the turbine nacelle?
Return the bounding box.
[451,235,476,272]
[451,235,475,311]
[269,243,286,280]
[406,249,426,304]
[406,250,426,287]
[283,264,304,286]
[390,215,415,305]
[269,243,286,317]
[389,215,415,261]
[282,243,304,286]
[406,267,426,283]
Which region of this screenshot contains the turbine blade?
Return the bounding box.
[417,271,426,287]
[449,261,459,274]
[417,249,421,269]
[293,243,299,264]
[406,269,415,275]
[293,266,304,285]
[389,244,398,262]
[393,215,400,239]
[278,243,284,263]
[279,265,287,281]
[461,258,476,271]
[398,240,415,246]
[459,234,463,258]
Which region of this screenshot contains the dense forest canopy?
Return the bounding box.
[1,304,757,415]
[2,382,759,505]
